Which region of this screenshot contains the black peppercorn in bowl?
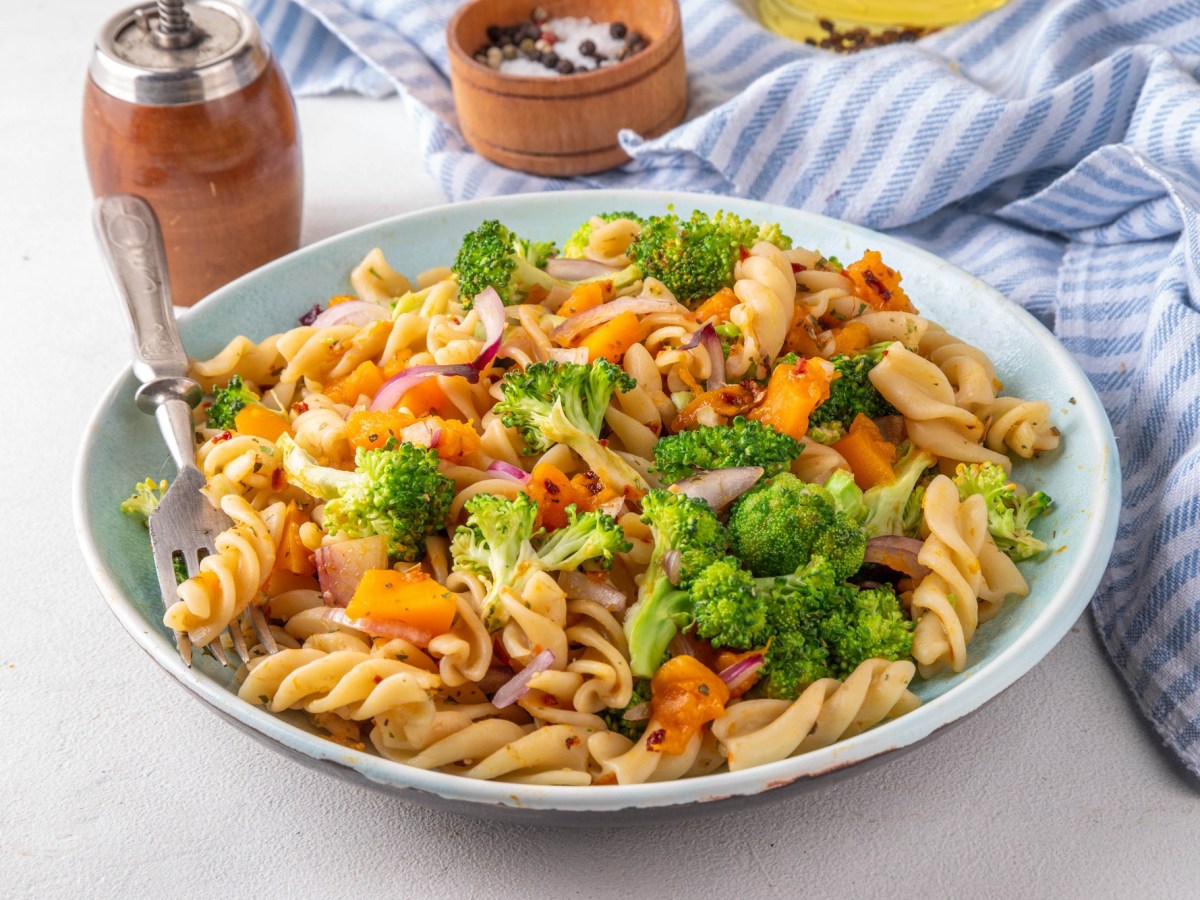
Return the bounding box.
[446,0,686,176]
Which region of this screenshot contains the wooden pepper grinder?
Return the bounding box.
[84,0,303,306]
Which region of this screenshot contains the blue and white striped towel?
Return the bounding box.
[246,0,1200,777]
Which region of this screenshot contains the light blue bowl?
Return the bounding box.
[74,190,1120,823]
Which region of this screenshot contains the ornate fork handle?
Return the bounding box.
[94,194,202,470]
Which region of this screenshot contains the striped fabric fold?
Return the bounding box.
[244,0,1200,776]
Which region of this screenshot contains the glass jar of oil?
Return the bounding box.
[757,0,1008,45]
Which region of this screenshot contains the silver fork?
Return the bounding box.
[94,194,276,667]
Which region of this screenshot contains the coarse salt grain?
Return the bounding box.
[498,16,629,77]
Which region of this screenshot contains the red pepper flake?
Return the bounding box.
[646,728,666,751]
[542,695,559,707]
[791,262,807,272]
[793,358,809,374]
[543,478,561,495]
[598,438,608,447]
[271,468,286,490]
[213,430,233,443]
[738,245,750,261]
[291,401,309,414]
[565,736,581,749]
[862,269,892,302]
[373,675,383,684]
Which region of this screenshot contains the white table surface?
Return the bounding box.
[5,3,1199,897]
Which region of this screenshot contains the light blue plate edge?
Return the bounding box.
[73,188,1121,815]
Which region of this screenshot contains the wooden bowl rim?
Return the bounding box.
[446,0,682,94]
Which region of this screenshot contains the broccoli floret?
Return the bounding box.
[623,490,743,676]
[824,469,867,525]
[728,473,866,581]
[493,360,648,495]
[755,220,793,251]
[450,493,629,630]
[600,677,652,740]
[753,558,913,699]
[206,375,259,429]
[651,417,803,485]
[809,345,897,431]
[953,462,1053,561]
[861,443,937,538]
[452,219,638,308]
[120,477,167,524]
[627,209,788,304]
[278,433,453,562]
[561,211,642,259]
[172,555,189,585]
[821,444,935,538]
[689,556,767,649]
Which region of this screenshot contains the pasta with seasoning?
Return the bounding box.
[123,207,1061,785]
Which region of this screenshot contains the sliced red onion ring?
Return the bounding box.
[470,285,505,373]
[543,257,619,280]
[622,701,651,722]
[548,346,590,364]
[398,418,442,449]
[671,466,764,510]
[314,536,389,606]
[311,300,390,329]
[492,649,556,708]
[718,653,765,692]
[369,363,477,412]
[662,549,682,586]
[864,535,931,581]
[486,460,531,483]
[549,297,686,346]
[477,664,515,695]
[316,607,435,645]
[558,570,627,613]
[680,323,726,389]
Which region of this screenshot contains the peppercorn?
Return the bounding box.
[556,58,574,74]
[542,50,559,69]
[610,21,627,39]
[579,39,596,56]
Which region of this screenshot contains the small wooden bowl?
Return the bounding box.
[447,0,687,177]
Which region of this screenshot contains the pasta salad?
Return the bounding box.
[124,208,1060,785]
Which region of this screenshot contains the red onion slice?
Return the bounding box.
[486,460,531,483]
[317,607,436,645]
[492,649,556,708]
[718,653,765,691]
[314,536,389,606]
[622,701,651,722]
[662,549,682,586]
[549,297,686,346]
[864,535,931,581]
[470,286,505,373]
[671,466,764,510]
[548,346,589,364]
[557,570,627,613]
[544,257,619,280]
[679,323,726,389]
[311,300,390,329]
[369,363,477,412]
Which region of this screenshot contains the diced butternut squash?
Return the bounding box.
[649,655,730,755]
[325,359,386,405]
[748,358,832,441]
[274,502,316,576]
[693,287,739,324]
[401,375,453,417]
[558,281,609,319]
[345,410,416,450]
[844,250,916,313]
[528,461,579,530]
[233,404,292,443]
[832,320,871,355]
[431,418,482,463]
[783,305,824,358]
[570,470,618,512]
[580,310,644,364]
[344,568,457,636]
[833,413,898,489]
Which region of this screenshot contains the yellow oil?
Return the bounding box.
[757,0,1009,42]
